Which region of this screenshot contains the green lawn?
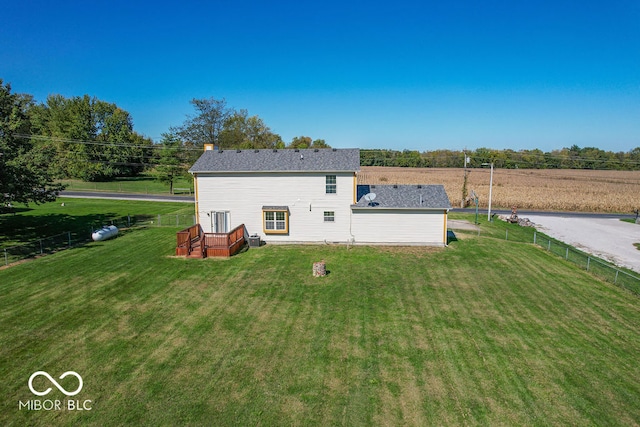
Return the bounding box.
[0,198,193,247]
[1,220,639,425]
[60,175,194,195]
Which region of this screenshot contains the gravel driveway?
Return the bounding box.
[527,215,640,273]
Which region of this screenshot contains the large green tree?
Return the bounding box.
[153,132,187,194]
[172,97,286,152]
[287,136,330,149]
[173,97,232,149]
[29,94,153,181]
[220,109,283,149]
[0,80,65,205]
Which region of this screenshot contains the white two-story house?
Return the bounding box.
[189,147,451,246]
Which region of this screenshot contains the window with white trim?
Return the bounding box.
[263,209,289,234]
[324,211,335,222]
[326,175,336,194]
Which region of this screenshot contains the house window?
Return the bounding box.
[263,208,289,234]
[324,211,335,222]
[326,175,336,193]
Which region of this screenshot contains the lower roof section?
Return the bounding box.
[354,184,451,209]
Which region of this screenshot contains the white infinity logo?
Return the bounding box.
[28,371,83,396]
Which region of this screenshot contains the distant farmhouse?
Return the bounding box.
[185,146,451,250]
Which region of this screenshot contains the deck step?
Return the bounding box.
[187,249,204,258]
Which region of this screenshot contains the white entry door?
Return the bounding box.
[211,211,230,233]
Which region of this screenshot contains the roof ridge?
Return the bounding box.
[189,147,360,173]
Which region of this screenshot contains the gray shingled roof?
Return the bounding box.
[189,148,360,173]
[353,185,451,209]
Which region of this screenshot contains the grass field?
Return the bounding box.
[0,198,193,248]
[359,166,640,213]
[60,175,194,195]
[1,211,639,425]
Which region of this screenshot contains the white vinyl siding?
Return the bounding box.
[351,209,447,246]
[196,172,355,242]
[196,171,448,246]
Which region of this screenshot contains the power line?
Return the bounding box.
[13,134,203,152]
[359,148,640,168]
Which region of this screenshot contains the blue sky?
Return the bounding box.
[2,0,639,152]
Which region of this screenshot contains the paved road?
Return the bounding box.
[451,208,635,220]
[61,191,194,203]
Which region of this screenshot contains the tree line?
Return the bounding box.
[361,146,640,170]
[2,77,639,205]
[0,80,327,204]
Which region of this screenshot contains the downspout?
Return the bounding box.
[193,173,200,225]
[349,172,356,246]
[444,208,449,247]
[349,206,355,247]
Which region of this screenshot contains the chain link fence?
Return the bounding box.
[7,214,640,296]
[531,231,640,295]
[2,214,196,266]
[491,227,640,295]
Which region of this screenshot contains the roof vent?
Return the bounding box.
[371,185,376,189]
[273,149,278,152]
[236,149,241,153]
[219,150,224,153]
[314,148,319,152]
[417,185,422,189]
[254,149,259,153]
[393,185,398,188]
[294,148,299,152]
[332,148,337,151]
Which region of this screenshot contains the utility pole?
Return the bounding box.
[487,162,494,221]
[481,162,494,221]
[461,152,466,208]
[461,152,470,208]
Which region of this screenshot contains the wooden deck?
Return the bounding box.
[176,224,246,258]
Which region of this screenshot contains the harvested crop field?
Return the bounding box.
[358,167,640,213]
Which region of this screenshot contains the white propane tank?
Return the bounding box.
[91,225,119,241]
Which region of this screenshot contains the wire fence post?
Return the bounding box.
[39,239,43,254]
[548,240,551,251]
[68,231,71,247]
[566,247,569,260]
[533,231,537,245]
[4,249,7,266]
[506,230,508,240]
[615,270,619,284]
[587,256,590,271]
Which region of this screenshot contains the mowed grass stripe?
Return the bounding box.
[1,227,640,426]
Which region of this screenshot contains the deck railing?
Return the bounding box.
[204,224,246,257]
[177,224,246,258]
[176,224,203,256]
